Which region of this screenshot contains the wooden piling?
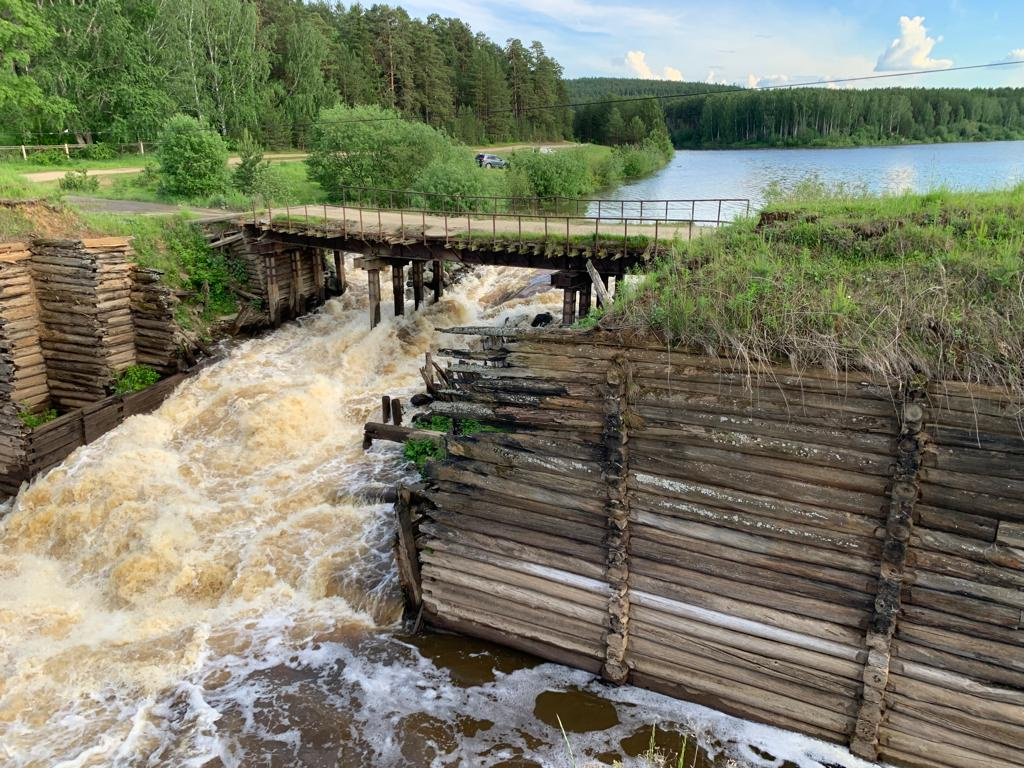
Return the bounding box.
[561,288,577,326]
[392,261,405,316]
[578,283,592,319]
[313,250,326,303]
[382,395,392,424]
[367,269,381,329]
[334,250,346,295]
[433,260,443,302]
[412,261,424,310]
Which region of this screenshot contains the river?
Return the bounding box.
[0,260,885,766]
[605,139,1024,213]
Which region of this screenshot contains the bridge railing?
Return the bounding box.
[326,183,751,225]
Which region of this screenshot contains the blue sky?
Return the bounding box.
[397,0,1024,87]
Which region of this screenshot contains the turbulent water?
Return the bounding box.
[0,266,877,767]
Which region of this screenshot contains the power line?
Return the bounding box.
[10,58,1024,138]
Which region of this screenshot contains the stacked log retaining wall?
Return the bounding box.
[0,238,185,494]
[392,327,1023,768]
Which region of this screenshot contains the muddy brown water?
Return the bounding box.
[0,265,872,767]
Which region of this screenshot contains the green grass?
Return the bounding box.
[77,160,325,211]
[609,181,1024,395]
[0,153,148,173]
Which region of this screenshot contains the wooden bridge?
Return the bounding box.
[243,187,749,327]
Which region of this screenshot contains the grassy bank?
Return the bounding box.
[606,182,1024,395]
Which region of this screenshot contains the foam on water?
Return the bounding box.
[0,264,878,767]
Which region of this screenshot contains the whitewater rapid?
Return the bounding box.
[0,265,880,768]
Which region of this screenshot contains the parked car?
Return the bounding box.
[475,153,507,169]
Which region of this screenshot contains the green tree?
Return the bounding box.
[158,114,229,197]
[306,104,455,202]
[0,0,65,134]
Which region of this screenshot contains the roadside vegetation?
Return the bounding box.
[605,180,1024,396]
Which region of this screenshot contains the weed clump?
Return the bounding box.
[18,406,58,429]
[114,365,160,395]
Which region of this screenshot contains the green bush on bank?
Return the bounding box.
[157,114,229,198]
[114,365,160,395]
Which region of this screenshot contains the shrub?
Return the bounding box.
[307,105,455,203]
[18,406,58,429]
[506,148,592,199]
[411,149,492,212]
[78,143,117,160]
[114,365,161,395]
[232,130,266,196]
[59,169,99,192]
[29,148,71,166]
[157,114,229,198]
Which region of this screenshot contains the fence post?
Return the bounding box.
[63,142,70,157]
[139,141,145,156]
[20,145,27,161]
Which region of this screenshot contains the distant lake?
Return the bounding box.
[604,140,1024,215]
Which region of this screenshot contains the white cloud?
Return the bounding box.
[747,73,790,89]
[625,51,685,81]
[625,50,654,79]
[1007,49,1024,62]
[875,16,953,71]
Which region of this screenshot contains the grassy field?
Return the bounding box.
[606,181,1024,395]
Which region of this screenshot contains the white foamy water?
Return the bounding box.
[0,265,878,767]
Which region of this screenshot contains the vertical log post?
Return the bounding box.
[313,249,326,303]
[264,252,281,327]
[601,355,633,684]
[392,261,406,316]
[850,394,928,761]
[289,251,300,316]
[334,250,346,295]
[394,487,423,611]
[381,395,392,423]
[367,269,381,329]
[432,260,443,302]
[20,145,27,161]
[561,288,577,326]
[412,261,424,310]
[578,283,592,319]
[391,398,403,426]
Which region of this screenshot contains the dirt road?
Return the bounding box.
[22,153,308,183]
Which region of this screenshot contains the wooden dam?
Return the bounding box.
[369,327,1024,768]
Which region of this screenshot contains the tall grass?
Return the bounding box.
[608,183,1024,396]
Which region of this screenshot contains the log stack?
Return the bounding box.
[30,238,136,409]
[0,243,46,477]
[130,266,180,375]
[395,327,1024,768]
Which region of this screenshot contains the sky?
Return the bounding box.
[395,0,1024,87]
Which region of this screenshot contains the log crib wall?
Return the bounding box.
[393,328,1024,768]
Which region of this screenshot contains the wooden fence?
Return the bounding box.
[0,373,186,496]
[390,327,1023,768]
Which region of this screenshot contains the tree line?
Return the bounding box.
[567,79,1024,148]
[1,1,572,148]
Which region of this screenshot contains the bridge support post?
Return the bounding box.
[561,288,577,326]
[412,261,424,310]
[432,260,443,302]
[333,250,346,295]
[368,269,381,329]
[392,261,406,316]
[578,283,592,319]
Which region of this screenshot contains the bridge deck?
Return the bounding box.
[244,196,742,328]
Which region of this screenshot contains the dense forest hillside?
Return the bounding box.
[567,78,1024,148]
[1,1,571,148]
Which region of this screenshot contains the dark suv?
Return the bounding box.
[475,153,508,169]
